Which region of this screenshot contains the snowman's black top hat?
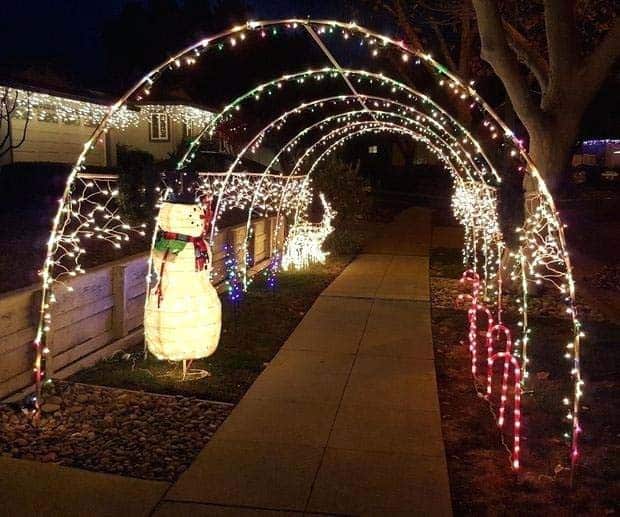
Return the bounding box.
[164,168,201,204]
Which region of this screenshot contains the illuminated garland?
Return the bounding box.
[198,172,311,219]
[451,181,502,302]
[515,193,584,472]
[140,104,212,127]
[30,17,583,478]
[2,86,213,129]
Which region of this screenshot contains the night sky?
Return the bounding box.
[2,1,130,72]
[1,0,617,137]
[0,0,341,82]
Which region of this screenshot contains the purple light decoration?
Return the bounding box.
[265,251,280,291]
[224,243,244,304]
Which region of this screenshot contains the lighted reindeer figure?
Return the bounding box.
[281,193,335,271]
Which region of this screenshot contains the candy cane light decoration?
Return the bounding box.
[31,18,583,477]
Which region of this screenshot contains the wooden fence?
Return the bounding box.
[0,216,283,401]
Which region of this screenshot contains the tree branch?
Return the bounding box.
[503,20,549,94]
[458,14,474,80]
[430,21,458,72]
[11,92,31,150]
[578,17,620,102]
[543,0,578,106]
[0,89,32,159]
[472,0,543,131]
[392,0,424,50]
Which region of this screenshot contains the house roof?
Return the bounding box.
[0,77,218,114]
[0,77,113,106]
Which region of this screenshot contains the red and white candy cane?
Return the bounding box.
[489,351,522,469]
[458,269,493,376]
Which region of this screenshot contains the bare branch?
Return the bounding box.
[392,0,424,50]
[578,17,620,101]
[430,21,458,72]
[0,89,32,160]
[472,0,543,131]
[458,13,474,80]
[417,0,474,23]
[543,0,578,105]
[378,2,396,17]
[11,92,31,150]
[503,20,549,94]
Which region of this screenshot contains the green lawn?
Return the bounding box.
[70,256,351,403]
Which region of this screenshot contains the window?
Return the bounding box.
[150,113,169,141]
[369,145,378,154]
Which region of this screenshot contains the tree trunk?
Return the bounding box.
[523,114,579,197]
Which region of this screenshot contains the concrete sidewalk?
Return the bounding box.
[159,207,452,516]
[0,208,451,516]
[0,455,169,516]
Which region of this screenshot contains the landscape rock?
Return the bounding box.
[41,403,61,414]
[0,381,232,482]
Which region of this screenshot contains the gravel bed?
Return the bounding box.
[0,382,232,481]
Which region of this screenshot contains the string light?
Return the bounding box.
[29,18,583,477]
[223,243,244,304]
[2,86,213,129]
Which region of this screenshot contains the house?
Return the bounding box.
[0,81,234,169]
[572,139,620,169]
[571,139,620,182]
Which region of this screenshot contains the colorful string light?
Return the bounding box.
[29,18,584,477]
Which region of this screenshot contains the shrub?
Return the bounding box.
[310,155,372,255]
[116,145,159,225]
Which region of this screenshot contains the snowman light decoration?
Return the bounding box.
[144,195,221,377]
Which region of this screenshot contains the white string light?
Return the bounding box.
[28,18,583,478]
[282,193,335,270]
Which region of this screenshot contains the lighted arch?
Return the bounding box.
[274,123,486,244]
[227,94,494,239]
[273,123,476,246]
[177,68,497,181]
[237,105,487,240]
[32,18,582,474]
[207,87,500,243]
[244,118,487,286]
[198,89,497,288]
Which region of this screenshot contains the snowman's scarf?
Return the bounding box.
[153,231,211,307]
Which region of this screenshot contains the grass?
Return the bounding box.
[430,248,620,515]
[70,256,351,403]
[430,247,464,279]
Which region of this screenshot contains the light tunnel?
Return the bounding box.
[228,101,497,263]
[32,18,583,474]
